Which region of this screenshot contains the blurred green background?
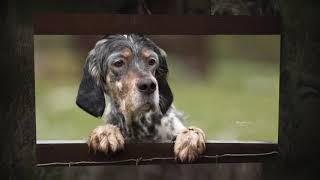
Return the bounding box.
[35,35,279,142]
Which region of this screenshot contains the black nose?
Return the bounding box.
[137,79,156,95]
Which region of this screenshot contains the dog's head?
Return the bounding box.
[76,34,173,119]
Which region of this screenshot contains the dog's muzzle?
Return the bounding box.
[135,78,158,112]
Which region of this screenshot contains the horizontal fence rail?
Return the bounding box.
[33,15,281,35]
[37,141,278,166]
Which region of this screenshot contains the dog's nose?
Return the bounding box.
[137,79,156,95]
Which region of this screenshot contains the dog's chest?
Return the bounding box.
[124,116,170,142]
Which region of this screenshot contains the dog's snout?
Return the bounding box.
[137,78,156,95]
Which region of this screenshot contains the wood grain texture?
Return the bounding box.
[0,0,36,179]
[32,0,279,15]
[33,0,138,14]
[33,15,281,35]
[263,1,320,179]
[278,0,320,165]
[36,141,278,166]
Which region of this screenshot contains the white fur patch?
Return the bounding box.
[159,48,167,57]
[128,36,134,43]
[122,34,134,43]
[95,39,107,46]
[88,61,100,81]
[115,82,123,91]
[161,107,186,136]
[89,49,95,56]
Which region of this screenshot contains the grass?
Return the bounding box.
[170,59,279,142]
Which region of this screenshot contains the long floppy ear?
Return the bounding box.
[76,52,105,117]
[156,48,173,114]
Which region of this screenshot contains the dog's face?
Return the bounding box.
[104,35,162,116]
[76,34,173,119]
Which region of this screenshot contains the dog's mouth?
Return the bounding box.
[134,91,159,113]
[138,101,156,112]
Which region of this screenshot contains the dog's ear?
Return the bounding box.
[76,51,105,117]
[156,48,173,114]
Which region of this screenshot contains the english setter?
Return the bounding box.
[76,34,206,162]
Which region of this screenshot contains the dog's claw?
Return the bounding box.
[174,126,206,163]
[88,124,125,154]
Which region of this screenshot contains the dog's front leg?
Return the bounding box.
[174,127,206,163]
[88,124,125,154]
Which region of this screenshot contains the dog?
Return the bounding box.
[76,34,206,162]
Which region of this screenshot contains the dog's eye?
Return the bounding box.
[113,60,125,68]
[148,59,156,66]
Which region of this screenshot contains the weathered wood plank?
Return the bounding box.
[33,15,281,35]
[33,0,139,14]
[263,1,320,179]
[32,0,279,15]
[36,141,278,166]
[278,0,320,166]
[0,0,36,179]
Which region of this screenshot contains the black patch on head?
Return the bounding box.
[157,75,173,114]
[76,47,106,117]
[155,52,173,114]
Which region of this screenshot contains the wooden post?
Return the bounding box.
[264,1,320,179]
[279,0,320,165]
[0,0,36,179]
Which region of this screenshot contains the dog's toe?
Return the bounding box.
[88,124,125,154]
[174,127,206,163]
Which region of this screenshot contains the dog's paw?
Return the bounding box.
[88,124,125,154]
[174,126,206,163]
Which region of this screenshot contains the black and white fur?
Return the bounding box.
[76,34,206,162]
